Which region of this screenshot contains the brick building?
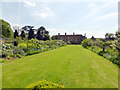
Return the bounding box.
[54,33,86,44]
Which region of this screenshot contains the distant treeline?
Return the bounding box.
[0,19,50,41]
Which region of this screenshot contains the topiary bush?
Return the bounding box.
[26,80,64,89]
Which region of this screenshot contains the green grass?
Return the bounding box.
[2,45,118,88]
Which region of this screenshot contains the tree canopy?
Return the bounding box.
[0,19,13,38]
[35,26,50,41]
[20,30,25,39]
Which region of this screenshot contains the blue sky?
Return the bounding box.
[0,0,118,38]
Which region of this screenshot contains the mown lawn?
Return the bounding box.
[2,45,118,88]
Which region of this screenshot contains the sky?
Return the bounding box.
[0,0,119,38]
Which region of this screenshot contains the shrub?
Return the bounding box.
[109,57,120,65]
[67,41,71,44]
[98,51,106,56]
[13,41,18,46]
[27,50,41,55]
[23,47,29,52]
[6,56,12,60]
[9,54,16,57]
[2,43,14,50]
[13,47,24,55]
[2,50,13,58]
[0,59,5,63]
[0,54,7,58]
[16,54,22,58]
[18,43,27,48]
[26,80,64,88]
[2,39,66,60]
[81,39,92,48]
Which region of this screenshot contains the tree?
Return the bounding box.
[22,26,34,32]
[91,36,96,40]
[20,30,25,39]
[36,29,42,40]
[28,29,35,40]
[97,41,111,52]
[105,33,114,40]
[0,19,13,38]
[36,26,45,40]
[51,36,56,40]
[105,33,113,38]
[36,26,50,41]
[22,26,35,40]
[21,26,35,50]
[44,31,50,41]
[14,30,19,38]
[81,39,93,48]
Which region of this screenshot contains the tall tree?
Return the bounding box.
[20,30,25,39]
[22,26,34,32]
[14,30,19,38]
[22,26,35,40]
[36,29,42,40]
[28,29,35,40]
[36,26,49,41]
[44,30,50,40]
[0,19,13,38]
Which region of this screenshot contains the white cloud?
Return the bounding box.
[23,1,36,7]
[34,7,55,18]
[85,2,117,21]
[48,28,66,33]
[97,13,118,21]
[35,12,54,18]
[98,2,116,10]
[11,24,23,29]
[43,7,50,11]
[88,3,98,8]
[11,23,22,32]
[47,28,58,36]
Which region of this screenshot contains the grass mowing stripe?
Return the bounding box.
[2,45,118,88]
